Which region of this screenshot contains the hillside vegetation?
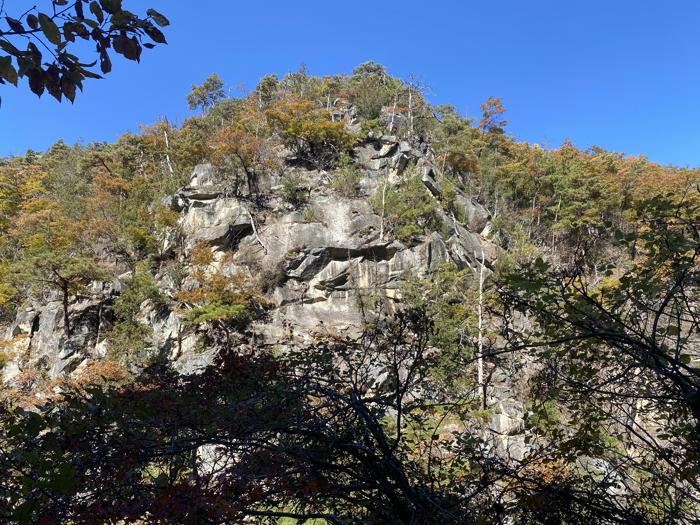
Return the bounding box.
[0,63,698,524]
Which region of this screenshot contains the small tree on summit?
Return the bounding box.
[478,96,508,135]
[187,74,227,112]
[266,97,355,169]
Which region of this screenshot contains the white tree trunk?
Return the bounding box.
[163,127,175,178]
[389,92,398,133]
[408,87,414,135]
[379,178,388,241]
[477,244,486,409]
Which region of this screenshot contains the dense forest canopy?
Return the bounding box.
[0,63,698,524]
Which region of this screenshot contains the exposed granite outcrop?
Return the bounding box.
[1,134,530,452]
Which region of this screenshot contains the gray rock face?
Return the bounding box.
[189,163,217,187]
[8,307,38,338]
[179,198,253,249]
[454,194,491,234]
[422,169,442,197]
[2,294,110,383]
[0,132,538,473]
[1,135,499,382]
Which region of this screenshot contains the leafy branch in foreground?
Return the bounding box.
[0,1,169,104]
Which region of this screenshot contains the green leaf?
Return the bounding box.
[80,67,103,79]
[45,67,62,101]
[667,325,680,336]
[26,411,44,437]
[113,35,141,61]
[99,0,123,14]
[26,14,39,30]
[146,8,170,27]
[5,17,24,33]
[0,39,21,56]
[27,68,44,97]
[51,462,77,495]
[13,499,35,525]
[144,24,166,44]
[17,57,33,77]
[0,56,18,86]
[4,64,17,86]
[89,1,104,24]
[38,13,61,45]
[61,76,76,103]
[154,472,169,487]
[99,49,111,73]
[534,257,549,272]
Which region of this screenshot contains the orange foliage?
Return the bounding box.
[479,96,508,133]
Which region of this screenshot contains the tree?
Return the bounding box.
[266,96,355,169]
[10,196,109,336]
[349,61,393,120]
[400,262,481,391]
[0,1,169,105]
[0,310,490,524]
[105,264,167,363]
[373,171,442,245]
[81,172,160,268]
[496,189,700,522]
[2,63,700,525]
[432,105,480,186]
[330,153,363,198]
[208,97,280,199]
[253,74,280,107]
[478,96,508,135]
[186,73,226,112]
[280,63,324,100]
[173,244,269,346]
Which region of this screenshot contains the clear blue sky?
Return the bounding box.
[1,0,699,167]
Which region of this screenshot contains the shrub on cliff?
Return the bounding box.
[266,97,355,169]
[373,172,441,245]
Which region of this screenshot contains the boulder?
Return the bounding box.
[376,143,398,158]
[189,163,217,187]
[447,223,499,269]
[422,168,442,197]
[364,157,390,171]
[423,232,450,269]
[8,307,38,338]
[454,194,491,233]
[179,198,252,248]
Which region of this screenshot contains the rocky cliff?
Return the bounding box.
[2,133,493,372]
[0,131,533,455]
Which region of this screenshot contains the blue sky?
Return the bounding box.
[1,0,699,167]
